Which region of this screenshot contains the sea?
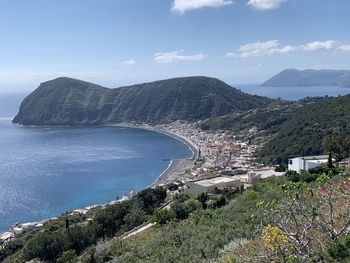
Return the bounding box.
[0,92,192,231]
[0,84,349,231]
[235,84,350,100]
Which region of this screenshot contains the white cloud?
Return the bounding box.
[154,50,207,63]
[247,0,286,10]
[227,40,295,58]
[225,52,239,58]
[300,40,337,51]
[123,59,136,65]
[171,0,233,14]
[226,40,342,58]
[338,45,350,51]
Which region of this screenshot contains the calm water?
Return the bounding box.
[0,119,191,231]
[1,84,349,231]
[236,84,350,100]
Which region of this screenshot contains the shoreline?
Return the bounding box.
[109,123,199,160]
[0,122,198,237]
[109,123,199,187]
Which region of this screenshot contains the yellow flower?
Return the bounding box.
[262,225,287,251]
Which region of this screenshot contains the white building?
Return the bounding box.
[288,155,329,172]
[185,176,245,196]
[0,231,15,243]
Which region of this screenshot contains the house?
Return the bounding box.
[288,155,329,172]
[185,176,245,196]
[0,231,15,243]
[11,222,38,234]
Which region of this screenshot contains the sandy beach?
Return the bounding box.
[0,124,196,238]
[110,123,199,186]
[151,159,195,186]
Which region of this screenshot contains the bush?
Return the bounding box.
[167,183,179,191]
[275,163,287,172]
[153,209,176,224]
[56,250,77,263]
[22,231,68,261]
[328,235,350,261]
[210,195,226,208]
[171,202,190,220]
[285,170,317,183]
[19,187,168,262]
[0,239,23,262]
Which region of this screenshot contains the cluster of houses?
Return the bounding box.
[153,121,350,197]
[2,121,349,246]
[0,196,132,245]
[0,221,46,244]
[150,121,285,195]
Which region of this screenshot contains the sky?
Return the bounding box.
[0,0,349,92]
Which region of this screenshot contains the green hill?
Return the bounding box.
[259,94,350,163]
[200,100,296,135]
[13,76,272,125]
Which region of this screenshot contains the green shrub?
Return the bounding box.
[56,250,77,263]
[153,209,176,224]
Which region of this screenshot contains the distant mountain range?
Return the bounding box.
[13,76,272,125]
[261,69,350,87]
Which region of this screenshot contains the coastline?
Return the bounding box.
[109,123,199,159]
[0,122,198,238]
[109,123,199,187]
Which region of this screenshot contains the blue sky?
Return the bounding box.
[0,0,349,92]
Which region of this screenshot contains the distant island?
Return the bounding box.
[13,76,272,126]
[261,69,350,87]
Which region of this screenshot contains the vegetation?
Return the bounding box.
[1,187,167,262]
[200,100,294,135]
[106,177,286,262]
[7,75,350,262]
[104,167,350,263]
[13,76,272,125]
[259,94,350,163]
[324,136,350,162]
[14,75,350,166]
[2,164,350,262]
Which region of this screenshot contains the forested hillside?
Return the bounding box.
[13,76,272,125]
[259,95,350,163]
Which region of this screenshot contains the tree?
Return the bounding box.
[136,187,167,214]
[65,218,70,229]
[197,192,208,209]
[324,136,350,162]
[258,179,350,261]
[328,151,333,168]
[171,202,189,220]
[153,209,176,224]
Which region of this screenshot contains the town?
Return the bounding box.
[1,121,349,246]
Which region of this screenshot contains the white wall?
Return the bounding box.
[288,158,304,172]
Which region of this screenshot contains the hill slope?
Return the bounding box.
[13,76,272,125]
[261,69,350,87]
[259,94,350,163]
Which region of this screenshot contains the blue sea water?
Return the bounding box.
[1,84,349,231]
[235,84,350,101]
[0,118,191,231]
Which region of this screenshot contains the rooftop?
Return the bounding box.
[194,176,238,187]
[289,155,328,161]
